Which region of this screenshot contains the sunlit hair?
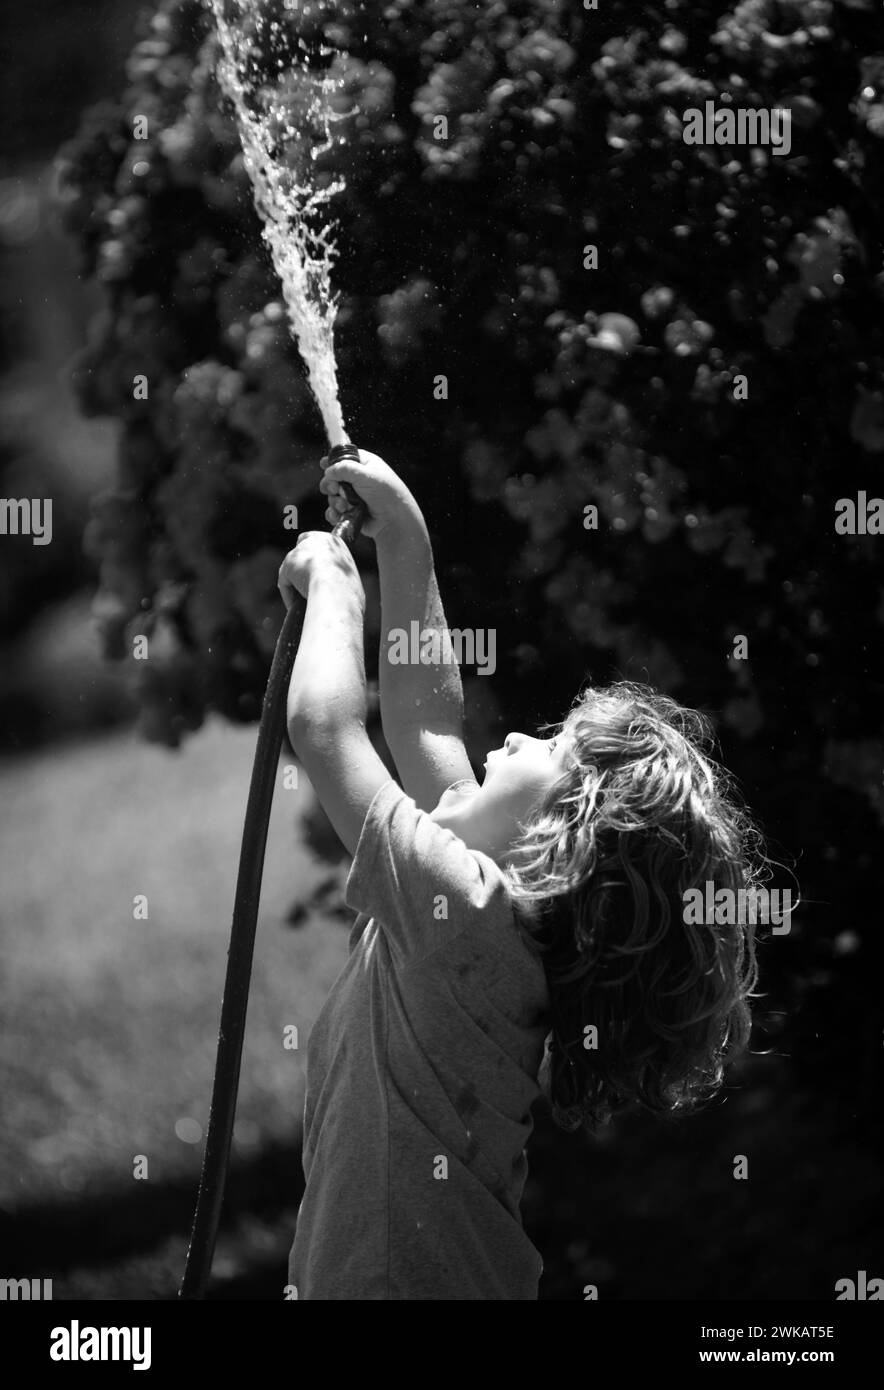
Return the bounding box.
[506,681,764,1134]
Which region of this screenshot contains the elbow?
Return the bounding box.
[286,696,309,754]
[287,701,328,756]
[288,704,363,756]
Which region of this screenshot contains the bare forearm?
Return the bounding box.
[376,516,464,734]
[287,574,367,740]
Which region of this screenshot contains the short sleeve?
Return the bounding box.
[344,779,513,967]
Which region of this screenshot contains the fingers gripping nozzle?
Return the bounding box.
[327,443,367,542]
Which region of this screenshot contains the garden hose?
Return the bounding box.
[179,443,367,1300]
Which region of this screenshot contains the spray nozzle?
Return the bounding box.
[326,443,367,543]
[328,443,360,465]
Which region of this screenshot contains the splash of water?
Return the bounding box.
[210,0,350,446]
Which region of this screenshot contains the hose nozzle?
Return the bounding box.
[327,443,367,543]
[328,443,361,465]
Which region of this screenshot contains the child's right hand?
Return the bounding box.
[319,448,423,541]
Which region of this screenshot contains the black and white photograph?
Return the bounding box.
[1,0,882,1358]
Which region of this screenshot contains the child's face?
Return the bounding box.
[430,732,571,863]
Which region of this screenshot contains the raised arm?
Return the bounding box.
[321,450,476,810]
[279,531,391,857]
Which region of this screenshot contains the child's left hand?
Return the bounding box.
[278,531,363,610]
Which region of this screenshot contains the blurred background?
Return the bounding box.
[1,0,882,1300]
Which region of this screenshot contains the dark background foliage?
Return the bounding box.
[1,0,882,1299]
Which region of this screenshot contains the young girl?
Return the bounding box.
[277,448,761,1301]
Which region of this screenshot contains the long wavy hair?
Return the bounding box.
[506,681,765,1134]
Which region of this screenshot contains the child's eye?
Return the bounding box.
[549,739,557,754]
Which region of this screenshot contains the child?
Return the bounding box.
[277,448,761,1301]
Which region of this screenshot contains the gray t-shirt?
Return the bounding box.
[288,778,551,1300]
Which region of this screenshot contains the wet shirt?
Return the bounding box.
[289,779,550,1300]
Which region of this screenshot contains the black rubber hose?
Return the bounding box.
[179,444,366,1299]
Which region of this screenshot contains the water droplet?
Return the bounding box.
[175,1117,203,1144]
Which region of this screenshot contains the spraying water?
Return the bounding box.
[209,0,350,445]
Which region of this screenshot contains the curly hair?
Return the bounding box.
[506,681,765,1134]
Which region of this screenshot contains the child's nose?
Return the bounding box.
[504,732,524,753]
